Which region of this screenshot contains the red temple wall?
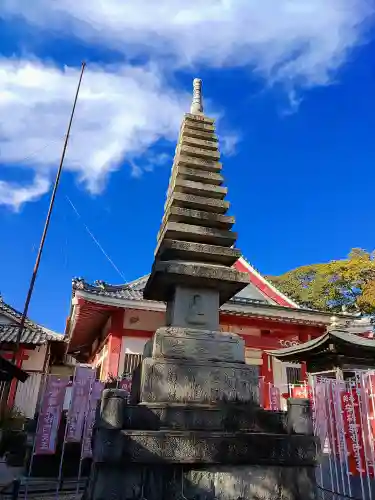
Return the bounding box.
[101,308,324,383]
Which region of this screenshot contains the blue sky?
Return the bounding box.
[0,1,374,333]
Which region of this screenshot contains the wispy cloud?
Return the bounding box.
[0,175,50,211]
[0,0,373,209]
[0,60,188,208]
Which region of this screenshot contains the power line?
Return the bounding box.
[65,195,127,283]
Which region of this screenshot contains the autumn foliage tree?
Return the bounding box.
[269,249,375,314]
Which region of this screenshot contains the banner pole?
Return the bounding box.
[55,368,77,500]
[24,372,48,500]
[76,377,95,496]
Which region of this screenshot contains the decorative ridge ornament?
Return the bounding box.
[190,78,203,115]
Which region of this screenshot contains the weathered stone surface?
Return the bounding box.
[151,326,245,362]
[166,287,220,331]
[176,155,222,172]
[171,178,227,199]
[175,166,223,186]
[181,124,218,141]
[157,222,237,248]
[165,192,229,214]
[84,463,318,500]
[143,260,250,304]
[163,207,234,230]
[139,357,258,404]
[156,239,241,266]
[98,398,287,433]
[185,112,215,125]
[178,144,220,161]
[93,429,319,465]
[181,135,218,151]
[287,399,314,436]
[182,466,318,500]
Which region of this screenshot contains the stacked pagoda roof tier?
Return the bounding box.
[144,99,249,305]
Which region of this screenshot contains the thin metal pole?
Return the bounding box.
[12,61,86,366]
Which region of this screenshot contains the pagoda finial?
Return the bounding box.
[190,78,203,115]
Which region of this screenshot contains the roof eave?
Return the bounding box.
[73,289,349,327]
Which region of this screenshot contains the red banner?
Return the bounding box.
[291,385,309,399]
[342,390,367,476]
[81,381,104,459]
[270,386,281,411]
[66,366,96,443]
[34,376,68,455]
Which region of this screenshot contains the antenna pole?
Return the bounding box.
[5,62,86,408]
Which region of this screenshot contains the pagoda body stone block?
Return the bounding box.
[150,326,245,363]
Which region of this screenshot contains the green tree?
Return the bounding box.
[269,248,375,313]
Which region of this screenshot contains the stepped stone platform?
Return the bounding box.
[84,78,320,500]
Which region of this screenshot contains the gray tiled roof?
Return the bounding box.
[72,275,272,306]
[0,297,64,345]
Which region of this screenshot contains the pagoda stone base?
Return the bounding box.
[138,357,259,405]
[99,400,287,433]
[85,326,319,500]
[84,463,317,500]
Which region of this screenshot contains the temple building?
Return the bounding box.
[0,295,66,416]
[65,80,367,400]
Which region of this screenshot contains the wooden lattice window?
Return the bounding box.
[123,353,142,376]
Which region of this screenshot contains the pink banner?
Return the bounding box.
[66,366,96,443]
[34,376,68,455]
[270,386,281,411]
[81,381,104,459]
[258,377,265,408]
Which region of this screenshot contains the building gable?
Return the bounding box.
[234,257,299,309]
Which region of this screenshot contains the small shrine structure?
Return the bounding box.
[268,319,375,379]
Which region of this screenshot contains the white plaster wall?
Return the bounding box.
[22,345,48,372]
[14,372,42,418]
[245,348,262,366]
[123,309,165,331]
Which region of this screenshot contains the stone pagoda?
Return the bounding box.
[85,79,319,500]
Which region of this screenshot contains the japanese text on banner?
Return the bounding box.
[66,366,96,443]
[34,376,69,455]
[342,390,367,476]
[81,381,104,459]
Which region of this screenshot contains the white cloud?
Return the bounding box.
[0,175,50,211]
[0,59,189,208]
[3,0,373,86]
[0,0,373,208]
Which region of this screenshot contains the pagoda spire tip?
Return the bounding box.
[190,78,203,115]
